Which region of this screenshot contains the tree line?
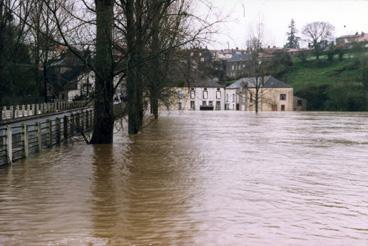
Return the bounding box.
[0,0,217,144]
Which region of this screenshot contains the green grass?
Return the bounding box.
[280,56,367,111]
[285,59,360,91]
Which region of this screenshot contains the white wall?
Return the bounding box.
[175,87,225,111]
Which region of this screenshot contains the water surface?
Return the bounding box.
[0,112,368,245]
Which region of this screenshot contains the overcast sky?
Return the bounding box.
[202,0,368,49]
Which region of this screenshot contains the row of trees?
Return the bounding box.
[0,0,216,143]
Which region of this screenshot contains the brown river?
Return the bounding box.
[0,112,368,245]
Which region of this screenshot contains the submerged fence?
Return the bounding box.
[0,109,94,166]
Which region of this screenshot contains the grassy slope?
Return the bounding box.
[280,57,367,111]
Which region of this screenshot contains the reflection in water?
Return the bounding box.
[0,112,368,245]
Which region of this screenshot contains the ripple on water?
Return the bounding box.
[0,112,368,245]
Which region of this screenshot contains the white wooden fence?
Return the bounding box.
[1,101,90,122]
[0,109,95,166]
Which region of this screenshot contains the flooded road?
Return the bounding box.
[0,112,368,245]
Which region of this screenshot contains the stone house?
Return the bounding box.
[225,76,294,112]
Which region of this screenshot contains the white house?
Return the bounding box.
[65,71,125,102]
[171,79,225,111]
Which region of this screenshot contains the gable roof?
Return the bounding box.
[226,76,292,89]
[264,76,292,88]
[187,78,223,88]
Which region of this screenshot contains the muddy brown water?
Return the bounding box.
[0,112,368,245]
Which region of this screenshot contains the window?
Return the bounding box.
[216,101,221,110]
[190,88,195,99]
[178,102,183,110]
[232,94,235,103]
[226,94,229,102]
[280,94,287,101]
[202,101,207,106]
[203,88,208,99]
[216,89,221,99]
[209,101,213,106]
[190,101,195,110]
[178,90,184,99]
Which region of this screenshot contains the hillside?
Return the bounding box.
[279,57,368,111]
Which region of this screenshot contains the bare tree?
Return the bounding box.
[245,21,265,114]
[0,0,34,105]
[302,21,334,60]
[29,0,71,102]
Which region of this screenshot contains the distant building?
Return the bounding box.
[293,96,307,111]
[170,78,225,111]
[225,76,294,112]
[224,53,251,80]
[47,51,124,102]
[336,32,368,48]
[166,76,300,112]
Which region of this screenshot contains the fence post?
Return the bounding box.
[80,112,84,132]
[63,115,68,140]
[47,119,53,147]
[23,124,29,158]
[71,114,75,136]
[56,118,61,145]
[6,125,12,164]
[36,122,42,152]
[90,109,94,128]
[21,105,25,117]
[85,111,89,130]
[76,113,81,133]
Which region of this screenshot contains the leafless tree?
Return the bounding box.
[28,0,73,102]
[302,21,335,60]
[245,21,265,113]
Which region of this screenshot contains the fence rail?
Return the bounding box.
[0,101,91,122]
[0,109,94,166]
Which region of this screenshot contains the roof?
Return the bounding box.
[227,53,251,63]
[188,78,223,88]
[226,76,292,89]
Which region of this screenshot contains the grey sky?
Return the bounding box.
[204,0,368,49]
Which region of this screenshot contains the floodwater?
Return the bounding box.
[0,112,368,246]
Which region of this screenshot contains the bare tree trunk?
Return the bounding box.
[255,87,259,114]
[149,2,161,120]
[135,0,144,130]
[126,0,140,134]
[90,0,114,144]
[0,0,6,106]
